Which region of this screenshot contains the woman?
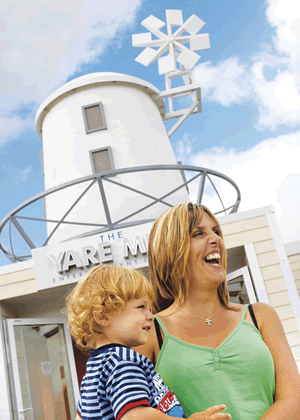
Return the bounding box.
[136,203,300,419]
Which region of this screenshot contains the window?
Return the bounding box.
[90,147,114,174]
[82,102,107,134]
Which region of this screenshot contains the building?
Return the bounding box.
[1,203,300,419]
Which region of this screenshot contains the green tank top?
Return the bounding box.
[155,305,275,420]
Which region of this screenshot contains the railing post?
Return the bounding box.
[196,172,206,204]
[10,216,36,249]
[97,177,113,229]
[231,198,241,213]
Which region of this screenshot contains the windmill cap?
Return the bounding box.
[35,72,165,139]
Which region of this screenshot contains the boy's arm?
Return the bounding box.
[122,406,176,419]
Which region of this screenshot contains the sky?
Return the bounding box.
[0,0,299,266]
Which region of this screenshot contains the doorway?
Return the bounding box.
[4,318,79,420]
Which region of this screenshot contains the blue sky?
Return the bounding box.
[1,0,299,266]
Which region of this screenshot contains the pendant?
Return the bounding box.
[205,319,212,326]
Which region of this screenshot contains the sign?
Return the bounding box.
[32,222,154,290]
[41,361,52,376]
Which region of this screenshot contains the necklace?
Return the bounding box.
[178,305,221,326]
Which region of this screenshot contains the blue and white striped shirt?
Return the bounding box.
[77,343,185,420]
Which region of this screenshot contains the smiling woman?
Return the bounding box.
[135,202,300,420]
[188,213,225,293]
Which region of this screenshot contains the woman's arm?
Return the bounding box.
[253,303,300,419]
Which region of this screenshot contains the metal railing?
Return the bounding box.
[0,165,241,263]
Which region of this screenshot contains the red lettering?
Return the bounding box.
[167,390,174,402]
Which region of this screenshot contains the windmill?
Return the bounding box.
[0,9,241,265]
[132,9,210,137]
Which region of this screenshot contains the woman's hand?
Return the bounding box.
[188,405,231,420]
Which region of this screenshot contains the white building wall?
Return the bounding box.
[219,207,300,370]
[285,241,300,298]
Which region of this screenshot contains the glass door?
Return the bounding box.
[4,319,79,420]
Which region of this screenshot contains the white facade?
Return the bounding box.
[36,73,189,244]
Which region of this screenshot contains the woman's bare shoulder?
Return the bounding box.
[249,302,279,329]
[228,302,244,311]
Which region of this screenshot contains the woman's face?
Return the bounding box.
[187,212,225,289]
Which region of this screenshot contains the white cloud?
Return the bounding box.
[252,62,300,129]
[179,131,300,243]
[176,133,196,161]
[193,57,251,106]
[265,0,300,68]
[0,115,34,145]
[192,0,300,130]
[0,0,142,143]
[253,0,300,128]
[13,166,33,184]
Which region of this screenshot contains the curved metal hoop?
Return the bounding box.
[0,164,241,263]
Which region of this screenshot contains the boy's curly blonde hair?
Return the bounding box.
[66,264,154,351]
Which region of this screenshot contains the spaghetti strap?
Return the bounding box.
[241,304,249,322]
[248,303,259,331]
[154,318,163,349]
[154,316,169,336]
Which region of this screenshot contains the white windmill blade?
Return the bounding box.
[132,33,166,48]
[158,55,177,75]
[184,14,206,34]
[132,33,152,47]
[141,15,165,31]
[135,42,169,67]
[135,48,158,66]
[174,33,210,51]
[141,15,168,40]
[190,33,210,51]
[173,14,206,38]
[177,49,201,69]
[166,10,183,27]
[174,41,201,69]
[175,34,210,51]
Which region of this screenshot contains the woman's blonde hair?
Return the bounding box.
[66,264,154,351]
[148,202,234,312]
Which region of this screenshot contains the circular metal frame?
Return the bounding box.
[0,164,241,263]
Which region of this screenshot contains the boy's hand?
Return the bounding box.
[188,405,231,420]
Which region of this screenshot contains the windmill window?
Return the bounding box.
[90,147,114,174]
[82,102,107,134]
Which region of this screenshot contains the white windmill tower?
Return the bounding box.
[35,70,191,245]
